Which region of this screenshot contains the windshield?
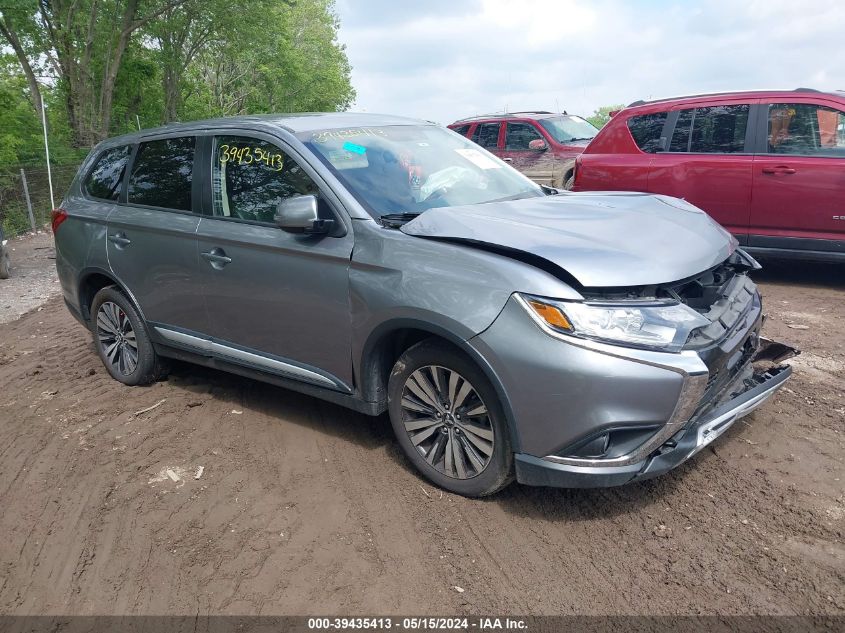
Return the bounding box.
[298,125,543,218]
[538,116,599,143]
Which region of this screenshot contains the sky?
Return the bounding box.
[333,0,844,125]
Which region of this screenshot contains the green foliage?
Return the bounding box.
[177,0,355,120]
[0,0,355,151]
[0,198,30,236]
[587,104,625,129]
[0,56,44,165]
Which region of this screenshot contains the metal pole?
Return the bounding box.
[40,93,55,210]
[20,169,36,231]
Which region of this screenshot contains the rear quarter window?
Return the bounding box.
[84,145,131,201]
[626,112,668,153]
[450,124,470,137]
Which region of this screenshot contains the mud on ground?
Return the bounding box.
[0,252,842,615]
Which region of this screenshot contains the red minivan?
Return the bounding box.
[572,89,845,262]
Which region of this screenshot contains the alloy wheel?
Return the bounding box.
[96,301,138,376]
[399,365,494,479]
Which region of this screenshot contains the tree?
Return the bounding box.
[0,56,40,165]
[0,0,354,149]
[587,104,625,129]
[0,0,189,146]
[180,0,354,119]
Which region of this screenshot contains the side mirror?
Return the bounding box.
[274,195,334,235]
[528,139,548,151]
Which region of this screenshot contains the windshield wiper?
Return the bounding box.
[379,212,422,228]
[566,137,593,142]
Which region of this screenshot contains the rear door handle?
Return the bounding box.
[761,166,796,175]
[201,248,232,269]
[108,233,131,247]
[502,157,513,163]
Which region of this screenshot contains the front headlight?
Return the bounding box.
[520,294,711,352]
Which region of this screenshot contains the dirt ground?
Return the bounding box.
[0,231,61,325]
[0,233,842,616]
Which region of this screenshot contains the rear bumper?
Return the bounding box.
[515,362,792,488]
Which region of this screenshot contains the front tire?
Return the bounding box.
[90,286,163,386]
[387,339,514,497]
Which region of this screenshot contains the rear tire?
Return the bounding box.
[387,339,514,497]
[90,286,164,386]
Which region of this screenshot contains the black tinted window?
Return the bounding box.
[85,146,130,200]
[768,103,845,156]
[669,109,694,152]
[128,137,195,211]
[689,105,749,153]
[212,136,319,224]
[669,106,749,153]
[451,124,470,137]
[471,123,500,149]
[627,112,668,153]
[505,122,543,150]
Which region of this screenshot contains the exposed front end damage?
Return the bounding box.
[469,250,799,488]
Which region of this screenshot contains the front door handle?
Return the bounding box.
[201,248,232,269]
[108,233,131,248]
[502,157,513,162]
[761,165,796,175]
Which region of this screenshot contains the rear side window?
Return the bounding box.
[627,112,668,153]
[669,110,694,152]
[505,122,543,150]
[471,123,501,149]
[85,146,131,201]
[670,105,749,153]
[128,137,196,211]
[451,124,470,137]
[767,103,845,156]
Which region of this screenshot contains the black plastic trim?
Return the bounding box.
[154,344,381,416]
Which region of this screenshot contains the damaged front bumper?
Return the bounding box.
[514,337,799,489]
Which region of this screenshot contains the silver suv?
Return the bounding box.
[54,113,796,496]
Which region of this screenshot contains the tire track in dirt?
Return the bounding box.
[0,295,842,615]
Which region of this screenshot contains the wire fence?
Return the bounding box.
[0,165,80,239]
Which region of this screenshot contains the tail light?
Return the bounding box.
[51,208,68,233]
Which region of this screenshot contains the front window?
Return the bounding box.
[212,135,319,224]
[538,116,598,143]
[505,122,544,150]
[299,125,542,218]
[767,103,845,155]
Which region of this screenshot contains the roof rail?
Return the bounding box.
[626,88,825,108]
[454,110,562,122]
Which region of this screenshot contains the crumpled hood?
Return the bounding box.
[400,192,736,288]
